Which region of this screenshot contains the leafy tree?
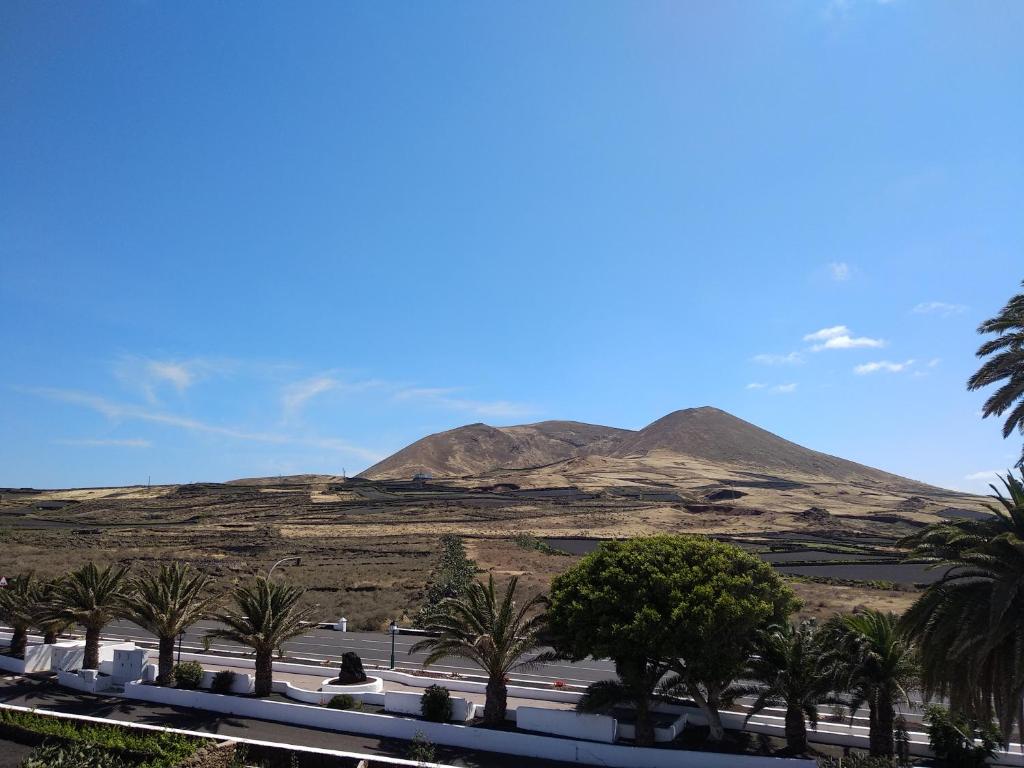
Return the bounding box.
[410,574,546,724]
[53,563,132,670]
[739,619,840,754]
[126,563,217,685]
[547,535,796,744]
[968,280,1024,467]
[206,576,317,696]
[823,611,918,757]
[0,573,38,657]
[415,534,476,627]
[901,471,1024,744]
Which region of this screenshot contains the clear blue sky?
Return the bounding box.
[2,1,1021,491]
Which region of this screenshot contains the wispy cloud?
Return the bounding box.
[965,470,1000,482]
[54,438,152,448]
[912,301,968,317]
[28,387,384,462]
[854,359,915,375]
[752,352,804,366]
[280,375,385,418]
[828,262,851,281]
[113,356,231,402]
[394,387,537,419]
[747,382,797,394]
[804,325,885,351]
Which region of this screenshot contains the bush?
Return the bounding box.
[816,756,899,768]
[925,705,999,768]
[173,661,204,690]
[420,684,452,722]
[407,731,436,764]
[23,741,133,768]
[326,694,362,711]
[210,669,236,695]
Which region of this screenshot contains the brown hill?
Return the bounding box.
[613,407,920,487]
[359,420,632,479]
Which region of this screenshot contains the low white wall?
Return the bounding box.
[517,706,617,743]
[122,682,813,768]
[57,669,113,694]
[383,690,476,723]
[617,712,688,743]
[201,669,255,695]
[321,676,384,695]
[0,654,26,674]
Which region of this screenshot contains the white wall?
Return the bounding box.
[517,707,617,743]
[122,683,814,768]
[383,690,476,723]
[201,669,255,695]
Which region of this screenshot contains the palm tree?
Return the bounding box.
[31,578,69,644]
[576,656,670,746]
[127,563,217,685]
[823,611,918,757]
[901,471,1024,744]
[53,563,132,670]
[206,577,316,697]
[739,620,840,754]
[410,574,546,724]
[0,574,38,657]
[968,280,1024,467]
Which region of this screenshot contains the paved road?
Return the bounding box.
[0,675,575,768]
[94,619,619,686]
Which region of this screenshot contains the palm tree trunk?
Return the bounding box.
[634,696,656,747]
[10,627,27,658]
[83,625,100,670]
[43,630,57,645]
[484,675,507,724]
[869,699,895,757]
[254,649,273,697]
[157,635,175,685]
[784,705,808,754]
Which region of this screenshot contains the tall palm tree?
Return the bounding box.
[206,577,316,697]
[127,563,218,685]
[739,620,840,754]
[968,280,1024,467]
[901,471,1024,744]
[410,575,546,724]
[576,656,670,747]
[0,574,38,657]
[823,611,918,757]
[53,563,132,670]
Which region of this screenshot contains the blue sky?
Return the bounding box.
[1,1,1021,491]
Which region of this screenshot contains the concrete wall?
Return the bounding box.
[321,676,384,695]
[200,669,255,695]
[122,682,814,768]
[57,669,114,694]
[617,712,688,743]
[517,707,618,743]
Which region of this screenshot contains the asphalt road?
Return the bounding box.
[0,675,576,768]
[94,619,620,686]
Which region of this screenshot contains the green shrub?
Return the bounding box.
[407,731,436,764]
[420,684,452,722]
[210,670,236,695]
[816,756,898,768]
[925,705,999,768]
[22,741,134,768]
[173,661,204,690]
[0,709,199,767]
[326,694,362,711]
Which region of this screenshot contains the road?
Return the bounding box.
[93,619,620,686]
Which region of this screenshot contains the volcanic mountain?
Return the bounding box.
[361,406,923,489]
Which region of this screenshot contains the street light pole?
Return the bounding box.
[389,620,398,669]
[267,556,301,578]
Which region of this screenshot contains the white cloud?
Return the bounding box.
[28,387,385,463]
[54,438,151,448]
[773,383,798,394]
[965,470,1000,482]
[912,301,967,316]
[746,382,767,390]
[927,358,941,368]
[282,376,340,417]
[394,387,537,419]
[804,325,885,351]
[752,352,804,366]
[829,262,851,281]
[113,355,231,403]
[854,359,915,375]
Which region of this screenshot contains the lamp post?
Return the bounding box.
[267,556,301,578]
[389,620,398,669]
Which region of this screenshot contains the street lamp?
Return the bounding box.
[389,620,399,669]
[267,556,301,578]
